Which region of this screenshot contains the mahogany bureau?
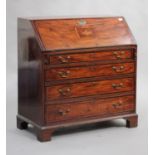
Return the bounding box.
[17,17,138,142]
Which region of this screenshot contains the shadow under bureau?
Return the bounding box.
[17,16,138,142]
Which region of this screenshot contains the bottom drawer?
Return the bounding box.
[45,95,135,123]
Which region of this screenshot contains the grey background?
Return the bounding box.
[7,0,148,155]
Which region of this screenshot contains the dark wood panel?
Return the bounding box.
[45,91,135,105]
[44,58,135,69]
[43,45,137,55]
[45,73,135,86]
[45,95,135,123]
[33,17,136,51]
[45,78,134,100]
[45,62,135,81]
[18,19,44,125]
[46,49,133,65]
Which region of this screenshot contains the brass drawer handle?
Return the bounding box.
[113,51,125,59]
[58,109,70,116]
[112,101,123,108]
[112,66,125,72]
[58,56,71,63]
[58,70,70,78]
[112,83,123,89]
[58,87,71,96]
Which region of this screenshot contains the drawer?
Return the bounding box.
[45,95,135,123]
[44,50,134,65]
[45,62,135,81]
[45,78,134,101]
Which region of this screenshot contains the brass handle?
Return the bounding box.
[58,109,70,116]
[58,70,70,78]
[112,101,123,108]
[112,66,125,72]
[112,83,123,89]
[58,56,71,63]
[58,87,71,96]
[113,51,125,59]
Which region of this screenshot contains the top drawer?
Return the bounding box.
[44,49,134,65]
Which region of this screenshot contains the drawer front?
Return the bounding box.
[45,62,135,81]
[45,50,134,65]
[46,78,134,101]
[45,95,135,123]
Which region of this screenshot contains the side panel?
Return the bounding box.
[18,19,44,125]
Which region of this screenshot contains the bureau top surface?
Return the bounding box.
[32,17,136,51]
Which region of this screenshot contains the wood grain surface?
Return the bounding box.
[46,49,134,65]
[46,78,134,100]
[33,17,136,51]
[45,62,135,81]
[45,95,135,123]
